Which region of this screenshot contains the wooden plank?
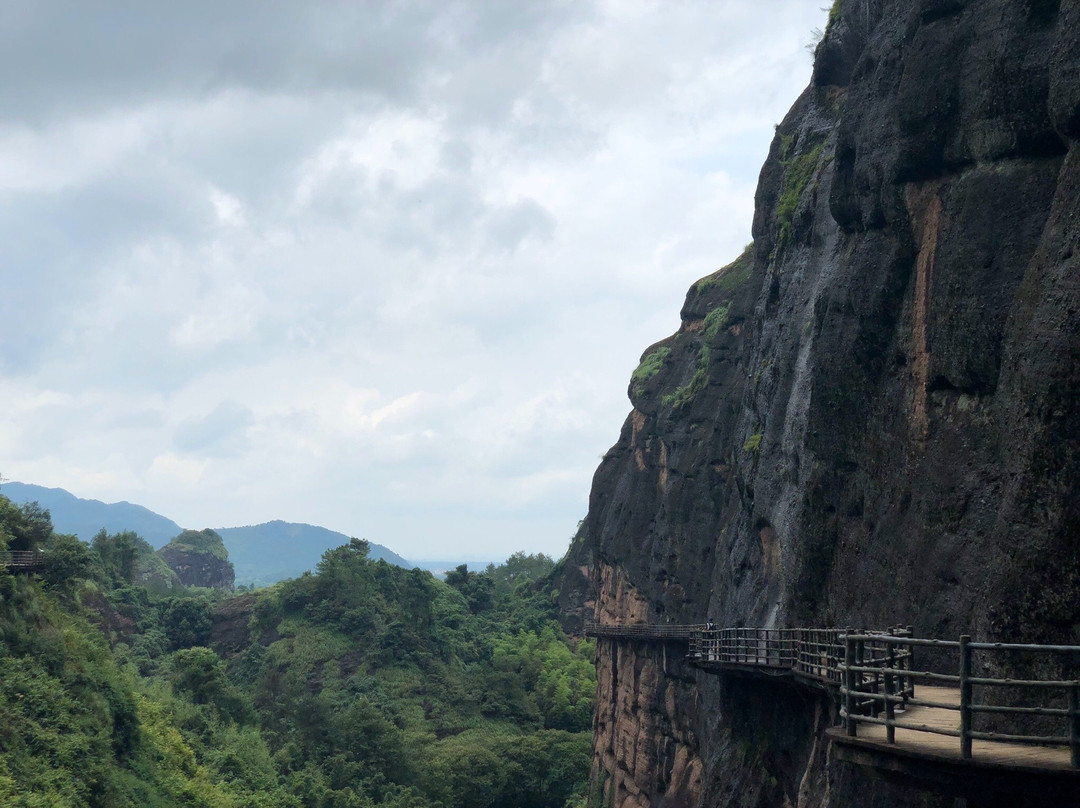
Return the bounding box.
[852,687,1078,771]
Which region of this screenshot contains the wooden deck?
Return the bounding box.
[587,620,1080,796]
[0,550,46,570]
[845,685,1078,773]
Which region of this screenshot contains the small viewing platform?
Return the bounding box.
[0,550,47,571]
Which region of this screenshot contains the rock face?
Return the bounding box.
[562,1,1080,806]
[159,529,235,590]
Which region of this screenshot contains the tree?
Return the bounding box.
[92,530,154,585]
[444,565,494,613]
[170,647,250,722]
[41,533,97,587]
[14,502,52,550]
[485,552,556,596]
[161,597,214,650]
[0,496,53,551]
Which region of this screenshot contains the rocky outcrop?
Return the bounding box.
[563,1,1080,806]
[159,529,235,590]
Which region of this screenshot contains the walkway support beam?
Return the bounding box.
[845,629,857,737]
[959,634,973,760]
[1070,684,1080,769]
[885,641,896,745]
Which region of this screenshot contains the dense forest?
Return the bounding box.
[0,494,595,807]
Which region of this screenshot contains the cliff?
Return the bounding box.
[562,1,1080,806]
[158,528,235,590]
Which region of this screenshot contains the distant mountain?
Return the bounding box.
[216,521,412,587]
[3,481,183,546]
[3,481,412,586]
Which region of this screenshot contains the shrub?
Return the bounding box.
[703,304,731,340]
[630,347,671,398]
[662,345,711,409]
[776,142,824,247]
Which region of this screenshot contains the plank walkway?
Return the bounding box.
[0,550,46,570]
[584,621,1080,783]
[850,685,1077,772]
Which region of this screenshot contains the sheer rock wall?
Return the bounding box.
[561,1,1080,806]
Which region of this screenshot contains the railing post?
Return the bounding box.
[1070,684,1080,769]
[885,641,896,744]
[960,634,972,760]
[855,631,865,713]
[845,629,856,736]
[904,626,914,706]
[896,645,907,708]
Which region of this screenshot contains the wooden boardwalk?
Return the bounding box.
[585,620,1080,788]
[0,550,46,570]
[846,685,1077,772]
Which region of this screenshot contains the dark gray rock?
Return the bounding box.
[561,1,1080,805]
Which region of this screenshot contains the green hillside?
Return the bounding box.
[0,495,593,807]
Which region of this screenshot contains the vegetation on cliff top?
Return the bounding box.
[695,243,753,295]
[161,528,230,562]
[630,346,671,399]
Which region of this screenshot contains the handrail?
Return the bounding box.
[583,620,703,640]
[839,631,1080,768]
[587,619,1080,768]
[0,550,46,568]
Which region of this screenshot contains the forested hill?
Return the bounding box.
[2,482,411,584]
[3,481,183,545]
[0,494,594,807]
[216,521,411,586]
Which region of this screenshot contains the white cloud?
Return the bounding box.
[0,1,830,559]
[149,453,208,485]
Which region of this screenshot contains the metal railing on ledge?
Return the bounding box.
[839,632,1080,768]
[587,619,1080,769]
[689,626,914,689]
[0,550,47,569]
[583,619,703,641]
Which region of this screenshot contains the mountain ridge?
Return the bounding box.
[2,481,412,585]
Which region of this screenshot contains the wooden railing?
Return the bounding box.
[688,626,913,689]
[0,550,46,569]
[839,632,1080,767]
[583,620,703,641]
[587,620,1080,768]
[586,621,910,687]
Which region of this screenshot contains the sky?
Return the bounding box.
[1,1,830,561]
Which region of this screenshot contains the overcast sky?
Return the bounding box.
[1,1,829,561]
